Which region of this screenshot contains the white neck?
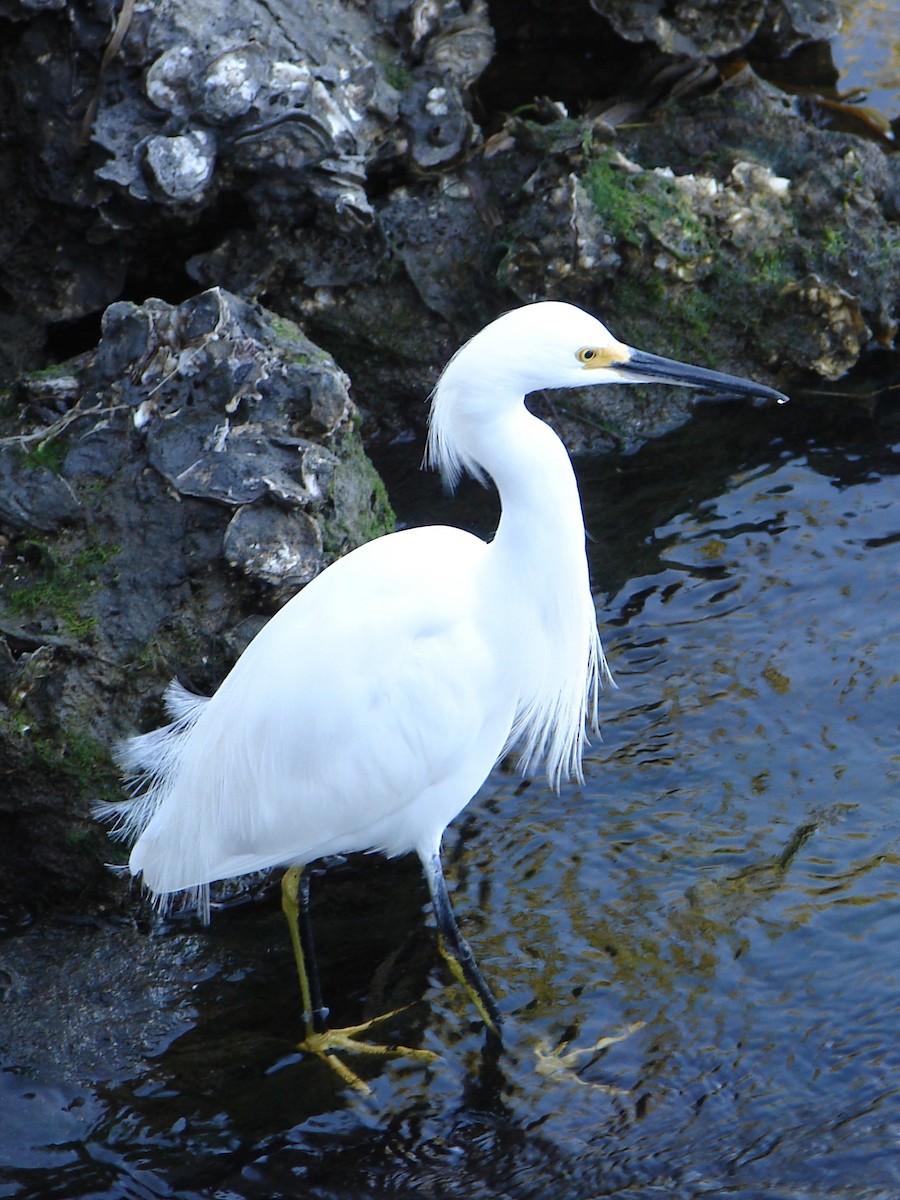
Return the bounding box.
[476,406,588,593]
[428,386,609,786]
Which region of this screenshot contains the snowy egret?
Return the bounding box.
[99,301,787,1090]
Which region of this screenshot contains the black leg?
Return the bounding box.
[296,867,329,1033]
[281,866,328,1034]
[421,848,502,1036]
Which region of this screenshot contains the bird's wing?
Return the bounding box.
[130,525,515,894]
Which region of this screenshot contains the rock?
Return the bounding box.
[197,44,268,124]
[590,0,840,56]
[144,129,217,201]
[0,289,393,920]
[224,504,324,597]
[401,78,473,170]
[1,0,896,410]
[0,448,83,533]
[492,69,896,414]
[781,276,870,378]
[0,0,495,358]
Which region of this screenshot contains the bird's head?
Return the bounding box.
[442,300,789,402]
[428,301,787,487]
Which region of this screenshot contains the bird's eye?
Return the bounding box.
[577,348,597,363]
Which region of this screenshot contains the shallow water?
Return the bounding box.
[1,361,898,1198]
[833,0,898,117]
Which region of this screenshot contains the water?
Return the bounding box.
[1,361,897,1198]
[833,0,899,117]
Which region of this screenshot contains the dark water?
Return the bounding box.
[1,359,898,1199]
[831,1,898,119]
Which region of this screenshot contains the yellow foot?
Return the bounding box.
[297,1010,441,1094]
[534,1021,645,1088]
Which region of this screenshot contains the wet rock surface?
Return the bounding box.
[0,0,495,379]
[592,0,839,57]
[496,70,897,399]
[0,0,897,921]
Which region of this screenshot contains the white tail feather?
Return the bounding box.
[94,681,211,919]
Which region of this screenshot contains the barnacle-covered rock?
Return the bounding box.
[224,504,324,597]
[144,128,217,201]
[197,44,268,124]
[85,289,359,512]
[4,285,392,660]
[402,0,495,169]
[781,275,870,378]
[491,68,895,415]
[590,0,839,57]
[84,0,493,223]
[0,0,504,385]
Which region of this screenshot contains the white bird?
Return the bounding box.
[99,301,787,1090]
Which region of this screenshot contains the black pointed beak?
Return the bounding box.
[620,348,789,405]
